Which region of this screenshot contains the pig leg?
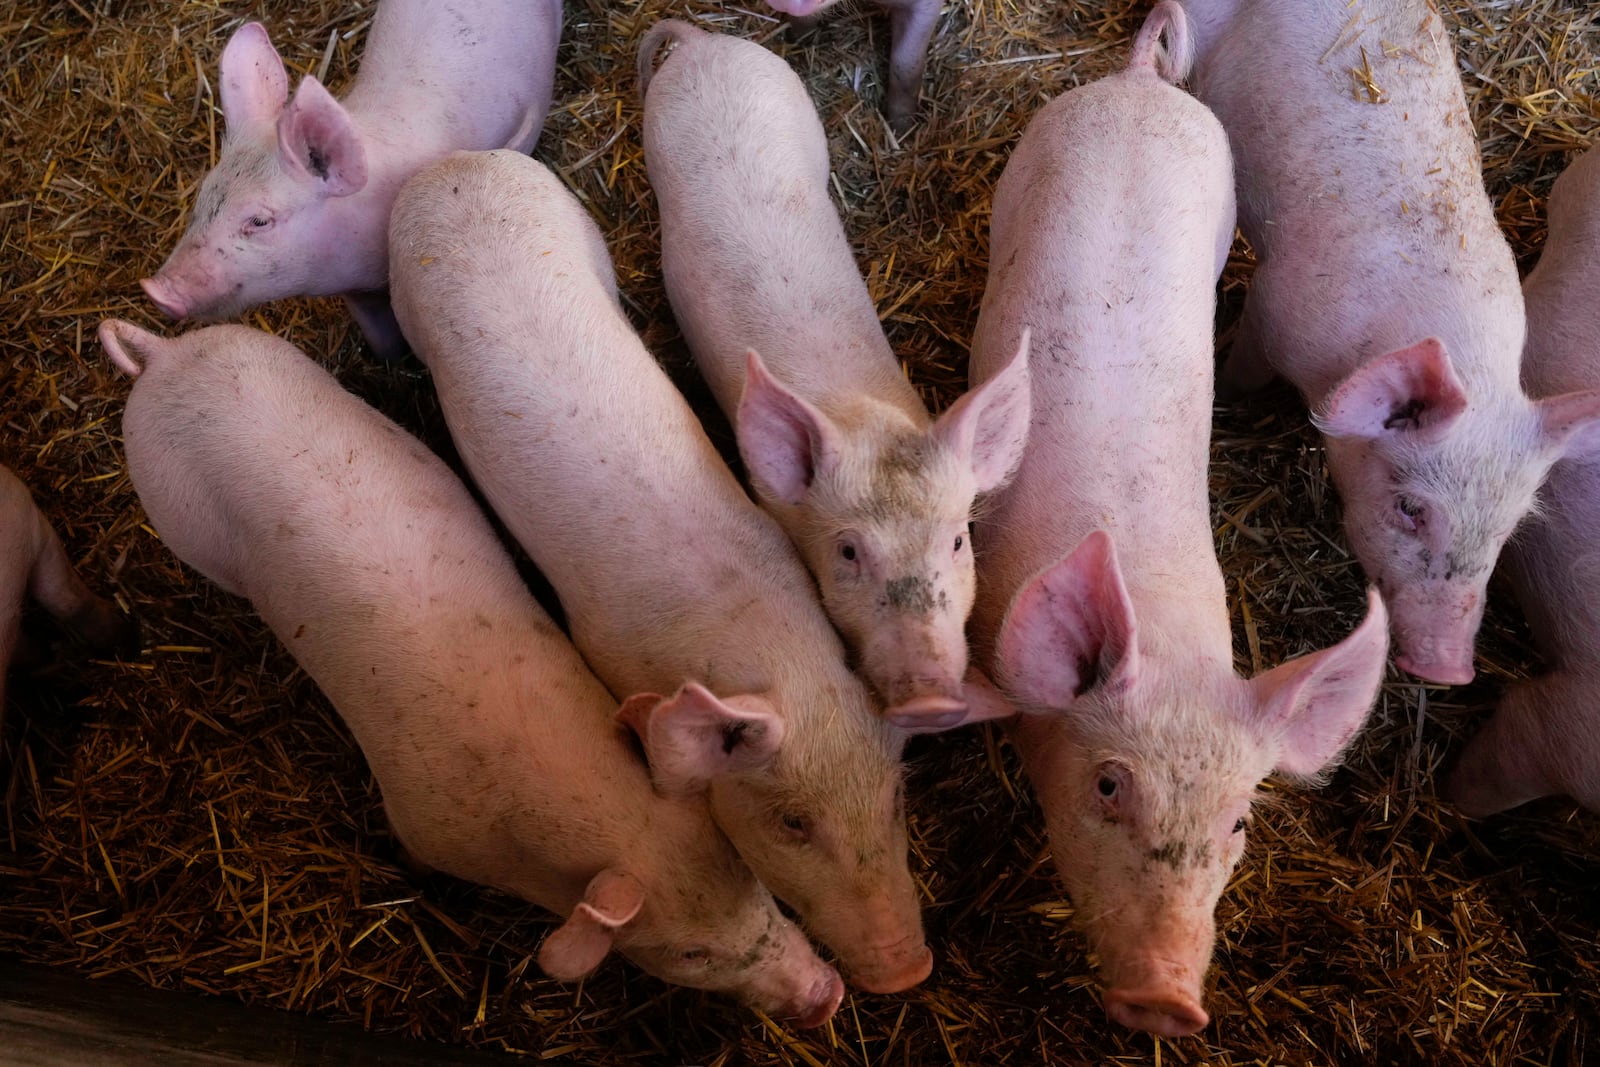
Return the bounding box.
[1215,298,1277,401]
[885,0,940,131]
[344,291,409,363]
[28,527,135,654]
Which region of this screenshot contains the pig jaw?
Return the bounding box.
[706,727,931,992]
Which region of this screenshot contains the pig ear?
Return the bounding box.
[537,869,646,981]
[219,22,289,132]
[995,530,1139,712]
[1536,387,1600,460]
[277,76,368,197]
[1316,338,1467,443]
[97,319,165,378]
[936,329,1033,492]
[617,682,785,795]
[737,349,844,506]
[1247,589,1389,780]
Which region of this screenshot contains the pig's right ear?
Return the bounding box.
[537,869,646,981]
[277,76,368,198]
[97,319,164,378]
[737,350,844,506]
[617,682,785,795]
[995,530,1139,711]
[1315,337,1467,443]
[218,22,289,132]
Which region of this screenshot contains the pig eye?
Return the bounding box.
[1394,496,1423,532]
[680,947,711,963]
[779,812,813,842]
[244,214,274,234]
[1092,762,1130,820]
[1097,775,1119,798]
[1232,817,1247,834]
[953,534,965,553]
[840,544,856,561]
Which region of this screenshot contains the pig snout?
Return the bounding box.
[842,933,934,993]
[140,276,191,321]
[781,969,847,1029]
[1390,592,1481,684]
[884,676,967,729]
[1103,959,1210,1038]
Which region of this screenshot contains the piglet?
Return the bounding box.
[1181,0,1600,684]
[1,465,135,712]
[969,4,1390,1037]
[389,150,931,993]
[142,0,561,357]
[640,20,1031,728]
[99,319,843,1024]
[764,0,940,129]
[1448,148,1600,817]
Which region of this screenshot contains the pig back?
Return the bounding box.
[970,71,1234,654]
[390,150,846,702]
[643,27,920,424]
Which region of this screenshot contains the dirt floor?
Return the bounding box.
[2,0,1597,1064]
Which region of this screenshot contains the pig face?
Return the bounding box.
[1316,338,1600,684]
[142,23,369,322]
[619,682,932,993]
[995,533,1389,1037]
[541,832,844,1026]
[738,337,1031,725]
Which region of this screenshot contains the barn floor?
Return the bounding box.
[2,0,1597,1064]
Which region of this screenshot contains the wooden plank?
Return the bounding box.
[0,960,531,1065]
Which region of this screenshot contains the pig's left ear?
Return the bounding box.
[537,869,646,981]
[1536,387,1600,459]
[936,328,1032,492]
[277,76,368,197]
[737,350,845,506]
[617,682,785,795]
[1316,337,1467,443]
[1247,588,1389,780]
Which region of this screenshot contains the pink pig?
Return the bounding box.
[1,465,135,712]
[388,150,932,994]
[1180,0,1600,684]
[969,4,1390,1038]
[763,0,940,130]
[1448,148,1600,817]
[99,318,844,1025]
[639,20,1031,728]
[142,0,560,356]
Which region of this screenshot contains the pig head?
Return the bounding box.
[995,533,1389,1037]
[1313,337,1600,684]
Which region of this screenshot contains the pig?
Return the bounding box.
[968,3,1391,1037]
[1448,148,1600,817]
[141,0,561,357]
[1,465,136,712]
[1179,0,1600,684]
[388,149,932,993]
[639,20,1032,727]
[763,0,941,130]
[97,317,844,1025]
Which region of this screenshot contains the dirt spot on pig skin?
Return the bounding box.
[884,575,937,616]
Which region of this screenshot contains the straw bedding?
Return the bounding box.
[1,0,1597,1063]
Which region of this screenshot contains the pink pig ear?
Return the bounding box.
[995,530,1139,712]
[1248,588,1389,780]
[277,76,368,197]
[616,682,785,795]
[537,869,646,981]
[218,22,289,132]
[737,350,844,506]
[1536,387,1600,460]
[936,328,1032,493]
[1316,338,1467,443]
[97,319,166,378]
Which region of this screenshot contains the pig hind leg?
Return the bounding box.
[344,291,410,364]
[28,525,134,654]
[1216,296,1278,401]
[886,0,941,131]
